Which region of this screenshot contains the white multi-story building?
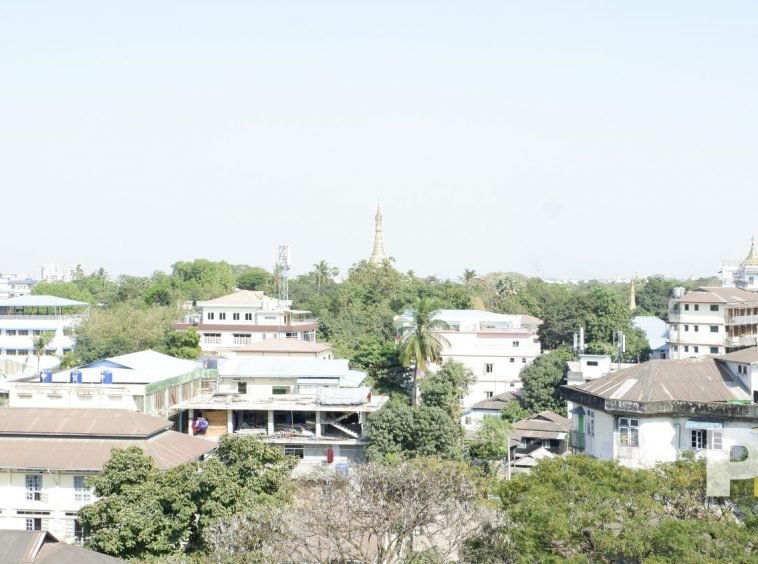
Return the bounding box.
[0,408,214,542]
[397,310,542,406]
[173,357,388,474]
[563,353,758,469]
[0,295,87,377]
[40,264,79,283]
[667,286,758,359]
[175,290,318,355]
[0,275,36,299]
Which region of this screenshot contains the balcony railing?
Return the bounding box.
[726,315,758,326]
[726,336,758,348]
[569,430,585,450]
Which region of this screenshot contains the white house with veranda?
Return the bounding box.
[174,290,317,355]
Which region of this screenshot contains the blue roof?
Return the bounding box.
[0,295,88,307]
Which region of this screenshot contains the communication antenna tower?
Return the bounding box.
[274,245,291,303]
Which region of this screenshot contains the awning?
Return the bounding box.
[569,406,585,415]
[685,419,724,430]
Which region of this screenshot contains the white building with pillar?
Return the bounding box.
[174,357,388,473]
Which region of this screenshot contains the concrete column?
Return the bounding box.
[227,410,234,435]
[267,410,274,435]
[359,412,367,438]
[315,411,322,438]
[188,409,195,435]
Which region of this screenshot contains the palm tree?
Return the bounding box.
[462,269,477,285]
[398,297,450,405]
[33,332,54,375]
[313,260,339,295]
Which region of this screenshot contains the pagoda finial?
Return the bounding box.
[629,275,637,311]
[369,205,387,266]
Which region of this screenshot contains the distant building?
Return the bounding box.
[173,357,388,474]
[632,315,668,359]
[667,286,758,359]
[511,411,570,455]
[396,309,542,406]
[40,264,79,283]
[233,339,334,359]
[566,354,635,383]
[174,290,318,355]
[0,295,87,377]
[461,390,521,432]
[0,408,214,542]
[563,355,757,469]
[0,274,36,299]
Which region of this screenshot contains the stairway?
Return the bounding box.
[325,419,361,439]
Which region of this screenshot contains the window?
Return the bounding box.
[283,444,304,458]
[74,520,86,543]
[484,363,493,373]
[710,305,719,312]
[618,418,639,447]
[485,391,494,398]
[74,476,91,502]
[464,416,472,425]
[245,313,253,321]
[233,333,251,345]
[710,347,719,354]
[684,346,689,353]
[232,313,240,321]
[684,325,689,332]
[585,409,595,436]
[237,382,247,394]
[18,330,28,336]
[26,518,42,531]
[694,346,699,353]
[685,304,690,311]
[694,305,699,311]
[272,386,289,395]
[694,325,699,332]
[204,333,221,344]
[510,358,515,363]
[522,357,527,363]
[710,325,719,333]
[512,341,520,347]
[207,312,215,321]
[711,430,723,450]
[219,312,226,320]
[6,330,16,336]
[587,361,599,366]
[26,475,42,501]
[691,430,707,450]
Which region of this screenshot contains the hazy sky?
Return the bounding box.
[2,2,757,281]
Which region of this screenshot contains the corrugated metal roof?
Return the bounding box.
[572,357,750,402]
[237,340,332,353]
[469,391,520,411]
[679,287,758,305]
[0,431,216,471]
[0,408,171,437]
[0,295,88,308]
[0,528,120,562]
[719,347,758,364]
[219,357,364,387]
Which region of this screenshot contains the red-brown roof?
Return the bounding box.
[0,408,170,437]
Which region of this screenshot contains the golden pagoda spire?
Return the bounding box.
[368,205,387,266]
[744,236,758,267]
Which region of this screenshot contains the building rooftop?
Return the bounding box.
[677,287,758,305]
[0,530,122,563]
[569,357,751,403]
[719,347,758,364]
[48,350,199,385]
[197,290,290,308]
[433,309,542,325]
[236,339,332,354]
[468,391,521,411]
[218,357,365,386]
[511,411,571,441]
[0,295,89,308]
[0,408,171,437]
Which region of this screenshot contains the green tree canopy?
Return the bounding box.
[519,349,572,414]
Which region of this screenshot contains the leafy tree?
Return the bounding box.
[463,456,756,563]
[312,260,339,295]
[365,400,463,462]
[144,283,173,306]
[163,327,201,360]
[171,259,237,301]
[420,360,474,418]
[500,400,530,423]
[236,267,271,291]
[350,337,410,398]
[467,416,511,475]
[519,349,571,414]
[32,331,54,375]
[79,435,297,560]
[398,297,450,405]
[31,281,94,303]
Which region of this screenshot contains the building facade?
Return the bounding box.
[667,287,758,359]
[0,408,214,542]
[563,355,757,469]
[398,310,542,406]
[174,290,317,355]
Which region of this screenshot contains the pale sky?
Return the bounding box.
[2,1,757,281]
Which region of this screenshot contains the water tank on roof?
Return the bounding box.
[102,370,113,385]
[69,369,83,384]
[42,370,53,383]
[672,287,685,299]
[205,358,218,369]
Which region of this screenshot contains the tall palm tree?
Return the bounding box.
[398,297,450,405]
[462,269,477,285]
[33,332,54,375]
[313,260,339,295]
